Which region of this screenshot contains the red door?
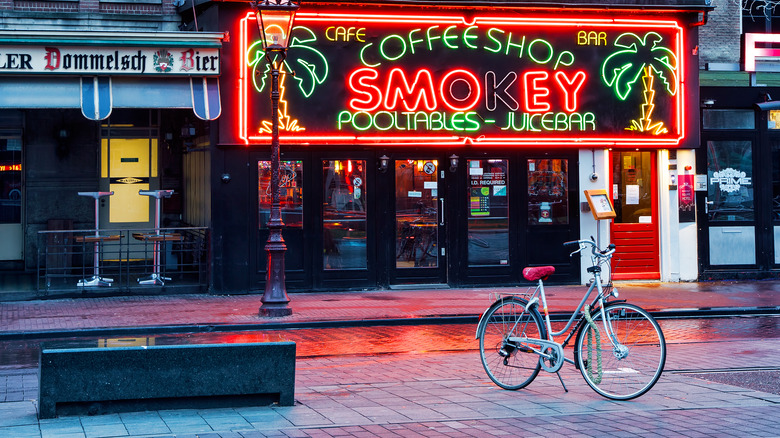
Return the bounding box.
[610,151,660,280]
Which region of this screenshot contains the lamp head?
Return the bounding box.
[449,154,459,173]
[378,155,389,173]
[251,0,299,53]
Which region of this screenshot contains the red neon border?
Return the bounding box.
[239,12,685,147]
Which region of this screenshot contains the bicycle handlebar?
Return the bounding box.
[563,239,616,258]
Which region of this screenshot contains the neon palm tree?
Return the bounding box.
[600,32,678,135]
[247,26,329,133]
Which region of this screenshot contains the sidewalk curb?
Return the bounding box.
[1,306,777,342]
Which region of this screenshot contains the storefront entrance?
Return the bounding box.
[99,114,161,259]
[699,132,778,273]
[697,100,780,278]
[247,150,581,292]
[610,151,660,280]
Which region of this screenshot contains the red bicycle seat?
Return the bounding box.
[523,266,556,281]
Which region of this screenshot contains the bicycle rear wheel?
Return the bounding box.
[575,302,666,400]
[478,296,545,390]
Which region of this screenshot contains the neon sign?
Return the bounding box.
[238,12,685,146]
[745,33,780,72]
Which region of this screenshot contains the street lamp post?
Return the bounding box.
[252,0,298,317]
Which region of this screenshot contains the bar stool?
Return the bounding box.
[76,191,120,287]
[135,190,179,286]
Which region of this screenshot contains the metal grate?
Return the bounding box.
[37,227,209,296]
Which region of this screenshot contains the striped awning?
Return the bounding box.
[0,75,221,121]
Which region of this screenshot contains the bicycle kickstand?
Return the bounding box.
[556,371,569,393]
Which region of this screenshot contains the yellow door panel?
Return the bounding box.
[101,139,109,178]
[109,183,150,223]
[150,139,158,178]
[109,139,150,178]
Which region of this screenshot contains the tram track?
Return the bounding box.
[0,307,777,342]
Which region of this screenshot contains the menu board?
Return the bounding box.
[584,189,616,220]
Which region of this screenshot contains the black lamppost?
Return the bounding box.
[252,0,298,317]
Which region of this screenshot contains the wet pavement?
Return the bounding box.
[2,316,779,370]
[2,279,780,339]
[0,280,779,437]
[0,316,779,436]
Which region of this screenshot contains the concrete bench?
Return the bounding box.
[38,342,296,419]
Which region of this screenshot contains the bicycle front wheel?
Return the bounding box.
[478,296,545,390]
[575,302,666,400]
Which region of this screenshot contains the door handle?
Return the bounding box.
[440,198,445,226]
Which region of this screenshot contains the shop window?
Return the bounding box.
[323,160,367,270]
[258,161,303,229]
[702,109,755,130]
[528,159,569,225]
[769,110,780,129]
[773,141,780,264]
[774,141,780,220]
[743,1,780,34]
[467,159,509,266]
[0,135,21,224]
[707,141,754,222]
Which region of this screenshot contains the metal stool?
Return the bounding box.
[136,190,176,285]
[76,191,119,287]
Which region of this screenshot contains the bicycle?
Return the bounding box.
[476,239,666,400]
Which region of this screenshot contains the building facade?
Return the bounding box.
[203,0,708,293]
[698,0,780,279]
[0,0,221,297]
[0,0,715,299]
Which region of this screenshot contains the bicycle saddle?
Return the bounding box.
[523,266,555,281]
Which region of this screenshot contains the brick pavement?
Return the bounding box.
[1,279,780,337]
[1,281,779,436]
[1,337,779,437]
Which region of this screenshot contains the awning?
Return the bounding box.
[0,75,221,121]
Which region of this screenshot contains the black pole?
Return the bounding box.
[260,59,292,317]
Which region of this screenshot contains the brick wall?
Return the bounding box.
[99,2,163,15]
[0,0,180,30]
[13,1,80,12]
[699,0,742,67]
[10,0,171,15]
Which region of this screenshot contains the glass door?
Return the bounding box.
[704,140,757,266]
[0,132,22,260]
[610,151,660,280]
[391,158,446,284]
[524,157,580,280]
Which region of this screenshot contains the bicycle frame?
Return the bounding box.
[476,257,621,370]
[527,269,615,361]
